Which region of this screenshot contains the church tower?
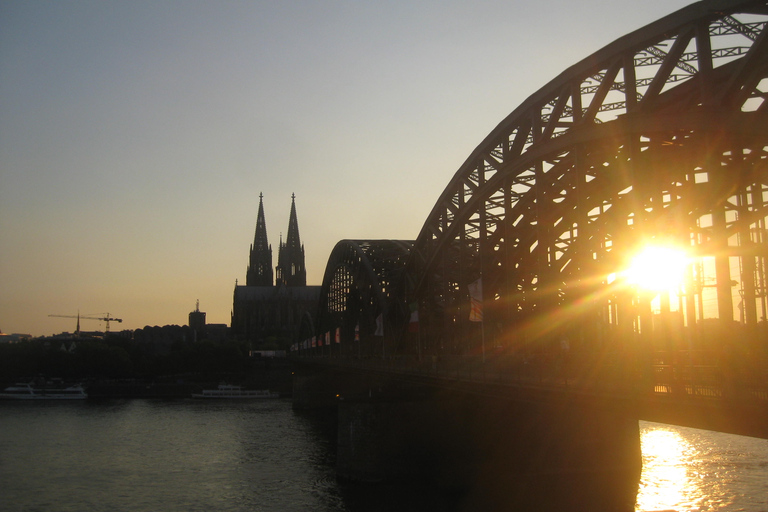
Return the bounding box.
[232,192,319,346]
[276,193,307,287]
[246,193,273,286]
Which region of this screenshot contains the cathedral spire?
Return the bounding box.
[276,193,307,286]
[246,192,273,286]
[285,193,301,250]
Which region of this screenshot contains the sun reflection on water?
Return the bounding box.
[636,426,700,512]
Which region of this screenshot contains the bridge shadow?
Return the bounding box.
[335,476,641,512]
[300,408,641,512]
[293,363,643,512]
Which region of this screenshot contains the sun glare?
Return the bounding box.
[625,246,688,292]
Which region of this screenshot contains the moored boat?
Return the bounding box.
[191,384,279,399]
[0,382,88,400]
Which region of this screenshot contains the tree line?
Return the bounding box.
[0,325,254,385]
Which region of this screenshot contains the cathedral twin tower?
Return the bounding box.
[232,193,319,346]
[246,193,306,287]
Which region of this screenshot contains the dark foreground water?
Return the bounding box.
[0,399,766,512]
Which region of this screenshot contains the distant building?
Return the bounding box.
[246,193,274,287]
[231,193,320,348]
[0,332,32,343]
[188,300,206,340]
[205,324,228,343]
[276,194,307,287]
[187,301,229,342]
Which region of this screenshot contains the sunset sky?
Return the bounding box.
[0,0,693,336]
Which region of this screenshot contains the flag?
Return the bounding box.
[325,331,331,345]
[374,313,384,336]
[408,302,419,332]
[354,323,360,342]
[311,337,316,348]
[335,327,340,344]
[468,277,483,322]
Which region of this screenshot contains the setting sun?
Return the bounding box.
[625,246,688,291]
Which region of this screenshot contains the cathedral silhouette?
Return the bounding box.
[231,194,320,348]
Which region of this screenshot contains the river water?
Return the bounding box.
[0,399,766,512]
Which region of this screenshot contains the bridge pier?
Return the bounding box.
[294,368,642,510]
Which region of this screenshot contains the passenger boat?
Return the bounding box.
[0,382,88,400]
[191,384,279,399]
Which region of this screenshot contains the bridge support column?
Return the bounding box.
[292,368,359,410]
[335,390,641,510]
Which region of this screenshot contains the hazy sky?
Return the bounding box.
[1,0,694,336]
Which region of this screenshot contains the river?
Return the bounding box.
[0,399,766,512]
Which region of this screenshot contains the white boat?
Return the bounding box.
[0,382,88,400]
[191,384,279,399]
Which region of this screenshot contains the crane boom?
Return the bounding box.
[49,313,123,333]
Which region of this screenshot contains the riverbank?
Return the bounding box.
[3,358,295,399]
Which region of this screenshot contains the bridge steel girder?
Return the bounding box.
[402,0,768,355]
[306,240,413,357]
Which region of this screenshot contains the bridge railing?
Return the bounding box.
[651,361,768,401]
[293,352,768,403]
[293,352,637,398]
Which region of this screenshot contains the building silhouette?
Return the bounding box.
[246,193,273,287]
[188,300,206,338]
[276,194,307,287]
[231,194,320,348]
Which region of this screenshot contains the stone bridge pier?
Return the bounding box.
[293,366,642,510]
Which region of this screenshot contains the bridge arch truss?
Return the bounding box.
[404,0,768,356]
[301,0,768,362]
[301,240,413,356]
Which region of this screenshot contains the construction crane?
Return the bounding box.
[49,312,123,334]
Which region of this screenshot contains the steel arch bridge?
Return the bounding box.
[301,0,768,371]
[307,240,413,355]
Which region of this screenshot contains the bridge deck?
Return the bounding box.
[293,354,768,439]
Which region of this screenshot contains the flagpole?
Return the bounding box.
[481,308,485,363]
[418,325,422,362]
[410,301,422,362]
[480,273,485,364]
[468,276,485,363]
[416,308,421,363]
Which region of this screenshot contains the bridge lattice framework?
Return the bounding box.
[303,0,768,384]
